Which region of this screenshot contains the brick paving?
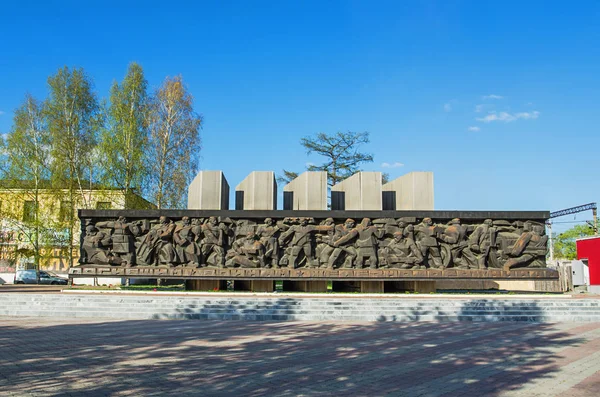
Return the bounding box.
[0,317,599,397]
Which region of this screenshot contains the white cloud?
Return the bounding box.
[477,112,515,122]
[467,126,481,132]
[482,94,503,100]
[476,110,540,123]
[443,103,452,112]
[514,111,540,120]
[474,104,485,113]
[381,162,404,168]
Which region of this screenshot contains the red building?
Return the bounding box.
[577,236,600,294]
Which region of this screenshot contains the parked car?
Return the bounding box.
[14,270,68,285]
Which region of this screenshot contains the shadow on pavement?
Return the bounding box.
[0,308,590,396]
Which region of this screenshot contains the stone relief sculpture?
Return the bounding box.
[94,216,140,266]
[256,218,281,268]
[80,215,548,271]
[469,219,498,269]
[328,218,358,269]
[225,232,265,268]
[81,224,123,266]
[278,217,332,269]
[414,218,444,269]
[380,231,423,269]
[173,216,201,267]
[137,216,177,266]
[199,216,227,268]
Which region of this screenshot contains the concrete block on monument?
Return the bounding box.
[382,171,434,210]
[187,171,230,210]
[235,171,277,210]
[330,172,382,210]
[283,171,327,210]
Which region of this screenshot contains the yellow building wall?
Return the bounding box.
[0,189,143,271]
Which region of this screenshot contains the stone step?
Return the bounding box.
[3,302,599,311]
[1,308,599,323]
[2,294,600,322]
[3,300,600,310]
[2,295,598,305]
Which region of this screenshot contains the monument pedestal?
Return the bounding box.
[385,281,437,293]
[282,280,328,292]
[360,281,384,293]
[186,280,228,291]
[332,281,384,293]
[234,280,275,292]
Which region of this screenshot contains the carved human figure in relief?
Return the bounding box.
[316,217,336,267]
[396,219,415,241]
[328,218,358,269]
[382,231,423,269]
[173,216,200,267]
[136,216,176,266]
[278,217,330,269]
[155,216,177,265]
[503,223,548,271]
[256,218,281,268]
[414,218,444,268]
[469,219,498,268]
[438,218,477,269]
[95,216,140,266]
[225,232,265,268]
[200,216,226,268]
[81,224,123,266]
[354,218,385,269]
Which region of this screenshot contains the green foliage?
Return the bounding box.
[382,172,390,184]
[99,62,150,207]
[553,224,595,259]
[0,94,55,269]
[46,66,101,183]
[276,170,299,185]
[281,131,374,187]
[303,131,373,187]
[3,94,51,182]
[45,66,101,266]
[1,63,202,270]
[147,75,202,209]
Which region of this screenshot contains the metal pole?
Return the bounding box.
[548,221,554,263]
[594,208,598,235]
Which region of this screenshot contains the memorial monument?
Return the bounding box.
[72,170,555,292]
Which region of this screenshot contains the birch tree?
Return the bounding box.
[99,62,150,207]
[45,66,100,267]
[0,94,53,269]
[148,76,202,209]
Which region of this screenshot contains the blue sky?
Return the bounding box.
[0,1,598,230]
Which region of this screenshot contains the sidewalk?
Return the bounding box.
[1,316,599,396]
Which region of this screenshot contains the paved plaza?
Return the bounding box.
[0,317,599,396]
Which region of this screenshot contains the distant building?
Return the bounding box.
[0,182,154,271]
[576,236,600,294]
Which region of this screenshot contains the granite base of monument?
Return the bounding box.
[282,280,328,292]
[234,280,275,292]
[70,266,559,281]
[186,279,227,291]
